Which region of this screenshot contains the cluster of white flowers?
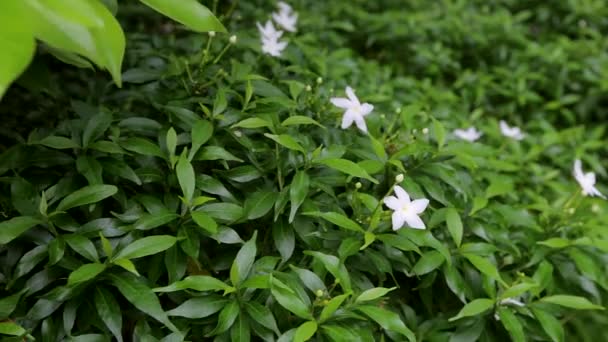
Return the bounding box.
[453,120,524,143]
[257,2,297,57]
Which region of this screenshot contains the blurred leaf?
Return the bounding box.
[446,208,463,247]
[316,158,379,184]
[294,321,317,342]
[177,152,195,203]
[140,0,226,33]
[114,235,177,260]
[0,216,43,244]
[539,295,604,310]
[449,298,494,321]
[356,305,415,342]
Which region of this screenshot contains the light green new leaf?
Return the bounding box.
[281,116,325,128]
[289,171,310,222]
[320,293,350,322]
[497,307,525,342]
[0,216,43,244]
[56,184,117,212]
[139,0,226,32]
[67,263,106,286]
[154,275,233,293]
[412,250,444,275]
[270,278,312,320]
[265,133,306,154]
[0,6,35,99]
[166,127,177,157]
[0,321,26,337]
[87,0,125,87]
[355,287,396,303]
[113,235,177,260]
[449,298,494,321]
[294,321,318,342]
[191,211,218,234]
[462,253,505,285]
[531,308,564,342]
[316,158,378,184]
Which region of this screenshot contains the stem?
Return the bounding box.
[213,43,232,65]
[276,144,284,191]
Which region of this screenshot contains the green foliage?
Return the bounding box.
[1,0,608,341]
[0,0,225,99]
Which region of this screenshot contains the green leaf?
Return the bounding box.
[190,119,213,159]
[113,258,140,276]
[140,0,226,33]
[196,146,244,162]
[109,273,177,332]
[67,263,106,286]
[539,295,604,310]
[294,321,317,342]
[230,231,257,286]
[264,133,306,154]
[87,0,125,86]
[531,308,564,342]
[83,111,112,148]
[281,116,325,128]
[121,137,164,158]
[303,211,364,232]
[134,212,180,231]
[486,178,514,198]
[537,238,570,249]
[290,265,327,293]
[167,296,228,318]
[231,117,272,129]
[0,216,42,244]
[462,253,505,285]
[469,196,488,216]
[432,118,446,148]
[191,211,218,234]
[289,171,310,222]
[207,300,239,336]
[231,312,251,342]
[176,152,195,203]
[446,208,463,247]
[449,298,494,321]
[244,190,277,220]
[497,307,525,342]
[316,158,378,184]
[166,127,177,157]
[500,282,538,300]
[94,287,123,342]
[0,289,26,319]
[244,302,280,335]
[200,202,243,223]
[355,287,396,303]
[154,275,233,293]
[56,184,117,212]
[319,293,350,322]
[273,221,295,262]
[412,250,445,275]
[65,234,99,262]
[213,87,227,115]
[114,235,177,260]
[0,321,26,337]
[270,278,312,320]
[304,251,352,292]
[356,305,416,342]
[36,135,80,149]
[0,5,35,99]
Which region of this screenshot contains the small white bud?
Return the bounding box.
[208,31,216,37]
[567,207,575,215]
[234,130,242,137]
[422,127,429,135]
[305,85,312,92]
[316,77,323,84]
[592,204,601,213]
[315,289,324,297]
[229,35,237,44]
[395,107,401,114]
[395,174,404,183]
[412,129,418,134]
[355,182,362,189]
[380,114,386,119]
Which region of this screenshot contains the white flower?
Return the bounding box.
[383,186,429,230]
[257,20,283,40]
[272,4,298,32]
[454,127,482,142]
[499,120,525,140]
[330,86,374,133]
[573,159,605,198]
[261,36,288,56]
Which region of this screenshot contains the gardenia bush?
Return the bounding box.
[1,0,608,341]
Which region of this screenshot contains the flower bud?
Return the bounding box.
[315,289,324,297]
[316,77,323,84]
[355,182,362,189]
[234,130,242,137]
[208,31,216,37]
[592,204,601,213]
[229,35,237,44]
[567,207,575,215]
[422,127,429,135]
[306,85,312,92]
[395,174,404,183]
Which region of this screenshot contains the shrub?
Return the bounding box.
[1,0,607,341]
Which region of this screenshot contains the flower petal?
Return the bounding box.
[345,86,360,106]
[383,196,401,210]
[403,212,425,229]
[573,159,584,180]
[393,186,410,204]
[360,103,374,116]
[391,212,406,231]
[410,199,429,214]
[341,110,355,129]
[354,115,368,133]
[330,97,352,109]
